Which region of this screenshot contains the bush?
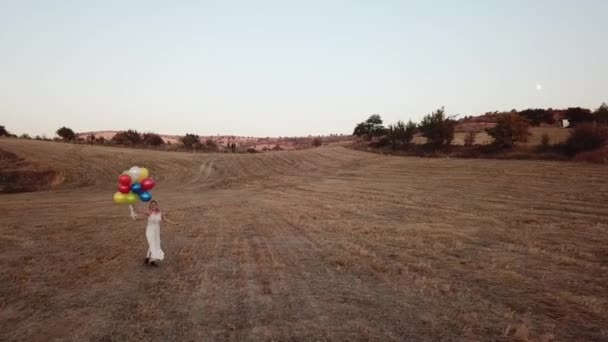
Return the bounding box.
[595,102,608,125]
[20,134,31,139]
[387,120,416,149]
[0,126,10,137]
[540,133,550,149]
[86,134,96,144]
[520,108,554,126]
[143,133,164,146]
[246,147,257,153]
[112,130,142,145]
[563,123,608,155]
[418,107,457,149]
[56,127,76,142]
[565,107,594,127]
[486,113,530,149]
[180,133,200,149]
[204,138,218,151]
[312,137,322,147]
[464,131,476,147]
[353,114,386,140]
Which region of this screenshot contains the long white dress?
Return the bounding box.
[146,212,165,261]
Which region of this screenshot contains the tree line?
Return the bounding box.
[353,103,608,155]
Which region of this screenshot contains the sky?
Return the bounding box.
[1,0,607,137]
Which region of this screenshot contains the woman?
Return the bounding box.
[136,200,178,266]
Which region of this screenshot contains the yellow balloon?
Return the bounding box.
[139,168,149,182]
[113,192,127,204]
[125,192,138,204]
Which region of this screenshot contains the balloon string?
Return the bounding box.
[129,205,137,220]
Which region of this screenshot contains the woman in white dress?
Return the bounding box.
[137,200,178,266]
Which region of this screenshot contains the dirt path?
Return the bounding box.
[1,139,607,341]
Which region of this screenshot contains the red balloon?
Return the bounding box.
[141,177,156,191]
[119,174,131,186]
[118,184,131,194]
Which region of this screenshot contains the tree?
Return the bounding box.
[112,130,142,145]
[353,114,386,140]
[519,108,554,126]
[485,113,531,148]
[564,123,608,155]
[386,120,416,149]
[595,102,608,125]
[180,133,200,149]
[204,138,218,151]
[56,127,76,142]
[143,133,165,146]
[0,126,9,137]
[418,107,457,148]
[20,133,31,139]
[312,137,323,147]
[564,107,594,127]
[86,134,96,144]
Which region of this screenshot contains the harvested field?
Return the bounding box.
[1,138,607,341]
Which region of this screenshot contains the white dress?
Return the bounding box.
[146,212,165,261]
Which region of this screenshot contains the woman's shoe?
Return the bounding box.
[150,260,159,267]
[144,257,150,265]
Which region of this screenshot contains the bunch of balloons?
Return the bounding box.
[113,166,156,204]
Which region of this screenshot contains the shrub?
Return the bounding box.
[204,138,218,151]
[312,137,322,147]
[464,131,476,147]
[387,120,416,149]
[86,134,96,144]
[56,127,76,142]
[565,107,594,127]
[143,133,164,146]
[246,147,257,153]
[520,108,554,126]
[486,113,531,149]
[20,134,31,139]
[418,107,457,149]
[180,133,200,149]
[595,102,608,125]
[353,114,386,140]
[563,123,608,155]
[96,136,107,145]
[112,130,142,145]
[0,126,10,137]
[540,133,550,149]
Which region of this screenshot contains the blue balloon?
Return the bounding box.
[139,191,152,202]
[131,182,143,194]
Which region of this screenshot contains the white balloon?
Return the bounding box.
[128,166,142,182]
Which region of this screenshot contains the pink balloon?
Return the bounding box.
[141,178,156,191]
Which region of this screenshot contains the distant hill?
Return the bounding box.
[77,131,355,151]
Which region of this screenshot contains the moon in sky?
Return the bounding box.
[536,83,543,91]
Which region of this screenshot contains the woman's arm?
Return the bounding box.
[162,213,178,225]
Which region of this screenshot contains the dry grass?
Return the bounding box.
[1,139,607,341]
[412,127,569,147]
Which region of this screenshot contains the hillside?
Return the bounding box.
[1,139,607,341]
[77,131,355,151]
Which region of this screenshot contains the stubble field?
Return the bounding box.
[1,139,607,341]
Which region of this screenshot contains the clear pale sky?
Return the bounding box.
[1,1,606,137]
